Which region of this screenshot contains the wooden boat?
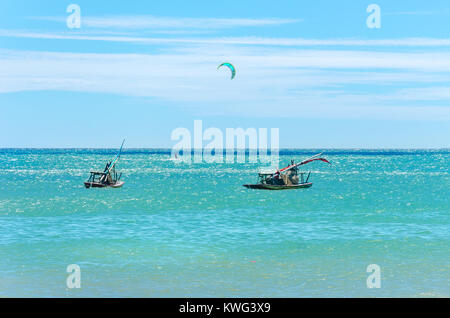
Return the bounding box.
[84,171,124,188]
[243,153,330,190]
[84,140,125,189]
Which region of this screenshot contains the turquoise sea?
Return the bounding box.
[0,149,448,297]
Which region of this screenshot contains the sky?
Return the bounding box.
[0,0,449,148]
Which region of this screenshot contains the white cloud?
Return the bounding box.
[0,48,449,121]
[4,29,450,47]
[384,11,435,16]
[32,16,300,29]
[388,87,450,101]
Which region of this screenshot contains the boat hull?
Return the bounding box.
[243,182,312,190]
[84,181,124,189]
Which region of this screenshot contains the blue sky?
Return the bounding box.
[0,0,449,148]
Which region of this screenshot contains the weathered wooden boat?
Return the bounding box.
[243,153,330,190]
[84,171,124,188]
[84,140,125,189]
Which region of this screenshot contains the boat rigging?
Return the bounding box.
[243,153,331,190]
[84,140,125,189]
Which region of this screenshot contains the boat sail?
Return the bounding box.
[243,153,331,190]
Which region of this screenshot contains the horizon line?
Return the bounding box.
[1,147,448,150]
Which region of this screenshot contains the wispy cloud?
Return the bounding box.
[32,16,301,29]
[384,11,435,16]
[1,48,449,121]
[3,29,450,48]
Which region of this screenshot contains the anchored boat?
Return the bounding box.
[243,153,330,190]
[84,140,125,189]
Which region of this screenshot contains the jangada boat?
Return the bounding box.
[243,153,330,190]
[84,140,125,189]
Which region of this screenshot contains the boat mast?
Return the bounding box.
[272,153,330,178]
[104,139,125,176]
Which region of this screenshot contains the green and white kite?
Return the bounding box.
[217,62,236,80]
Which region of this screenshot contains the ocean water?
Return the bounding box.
[0,149,448,297]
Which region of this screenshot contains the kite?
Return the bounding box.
[217,62,236,80]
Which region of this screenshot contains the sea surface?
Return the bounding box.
[0,149,448,297]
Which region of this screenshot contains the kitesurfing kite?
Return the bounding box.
[217,62,236,80]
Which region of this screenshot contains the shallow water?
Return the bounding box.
[0,149,448,297]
